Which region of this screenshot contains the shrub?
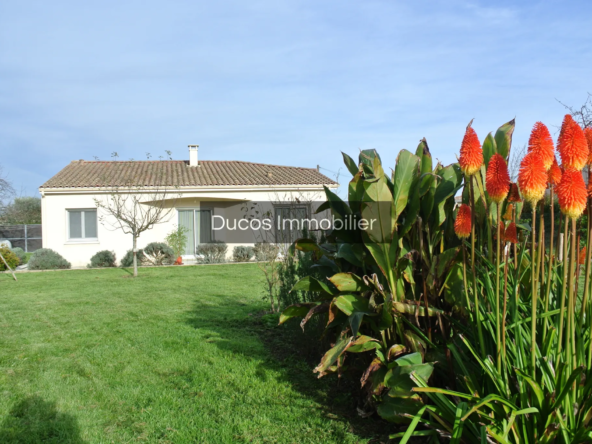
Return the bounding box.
[0,247,20,271]
[10,247,26,264]
[232,245,254,262]
[165,225,189,258]
[28,248,71,270]
[253,242,279,262]
[88,250,117,268]
[196,241,227,264]
[120,249,145,268]
[142,242,175,266]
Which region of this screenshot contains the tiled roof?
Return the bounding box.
[40,160,338,189]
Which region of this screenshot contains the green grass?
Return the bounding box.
[0,265,386,443]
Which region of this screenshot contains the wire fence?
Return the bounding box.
[0,224,42,252]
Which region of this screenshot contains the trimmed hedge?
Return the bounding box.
[143,242,175,266]
[120,249,145,268]
[88,250,117,268]
[233,246,254,262]
[196,241,227,264]
[28,248,71,270]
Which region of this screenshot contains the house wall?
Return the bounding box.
[40,187,328,267]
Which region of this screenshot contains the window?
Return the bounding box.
[178,209,213,255]
[68,209,97,240]
[275,206,308,243]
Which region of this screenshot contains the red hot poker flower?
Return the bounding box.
[486,154,510,203]
[459,125,483,176]
[548,156,562,186]
[528,122,555,170]
[557,115,588,171]
[508,183,522,203]
[454,204,472,239]
[556,168,587,219]
[518,152,547,205]
[504,222,518,244]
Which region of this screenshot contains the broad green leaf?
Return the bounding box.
[349,312,364,337]
[361,177,395,244]
[348,171,364,214]
[494,119,515,160]
[431,164,462,227]
[376,393,424,424]
[482,132,497,168]
[348,335,381,353]
[314,337,353,376]
[334,294,370,316]
[395,352,423,366]
[329,272,368,292]
[291,276,335,296]
[335,243,364,268]
[359,149,381,168]
[279,303,317,324]
[392,149,420,222]
[342,152,359,176]
[323,185,351,219]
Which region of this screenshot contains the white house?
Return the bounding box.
[39,146,338,267]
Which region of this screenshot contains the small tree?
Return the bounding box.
[165,225,189,260]
[94,153,178,277]
[0,197,41,224]
[0,165,14,212]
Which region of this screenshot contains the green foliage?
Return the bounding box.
[120,249,145,267]
[0,196,41,224]
[232,245,254,262]
[143,242,175,266]
[88,250,117,268]
[196,241,227,264]
[279,143,462,423]
[0,247,20,270]
[10,247,26,264]
[165,225,189,258]
[28,248,70,270]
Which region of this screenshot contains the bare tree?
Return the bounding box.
[557,93,592,129]
[0,165,15,211]
[93,153,178,277]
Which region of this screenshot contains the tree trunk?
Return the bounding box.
[133,235,138,277]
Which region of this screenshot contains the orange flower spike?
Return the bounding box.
[548,156,562,186]
[454,204,472,239]
[503,204,514,221]
[557,114,588,171]
[486,154,510,203]
[528,122,555,170]
[556,169,587,219]
[508,183,522,203]
[579,246,587,265]
[518,152,547,205]
[504,222,518,244]
[585,127,592,164]
[459,125,483,176]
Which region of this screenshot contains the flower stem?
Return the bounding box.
[531,204,537,379]
[469,176,485,358]
[496,203,501,372]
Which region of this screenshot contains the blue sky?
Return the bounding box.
[1,0,591,196]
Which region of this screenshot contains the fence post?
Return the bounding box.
[24,224,28,253]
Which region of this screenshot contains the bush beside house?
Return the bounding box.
[196,241,227,264]
[88,250,117,268]
[28,249,71,270]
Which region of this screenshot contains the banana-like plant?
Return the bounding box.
[279,144,463,423]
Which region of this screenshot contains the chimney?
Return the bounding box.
[188,145,199,167]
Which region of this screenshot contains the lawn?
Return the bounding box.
[0,265,387,444]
